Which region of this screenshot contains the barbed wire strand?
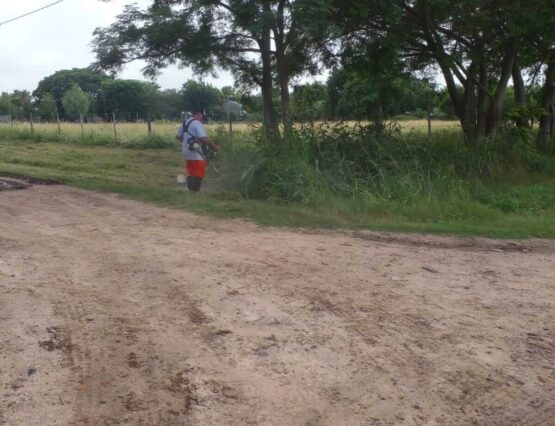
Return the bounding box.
[0,0,67,27]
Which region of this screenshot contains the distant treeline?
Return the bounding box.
[0,66,539,126]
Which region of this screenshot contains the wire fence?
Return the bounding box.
[0,112,254,149]
[0,113,461,150]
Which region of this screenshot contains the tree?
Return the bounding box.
[33,68,110,118]
[3,91,33,121]
[0,93,16,116]
[37,93,58,121]
[62,84,90,120]
[100,79,158,120]
[152,89,184,120]
[291,83,327,122]
[327,65,437,121]
[92,0,332,142]
[221,86,240,101]
[330,0,555,145]
[537,59,555,151]
[180,80,223,117]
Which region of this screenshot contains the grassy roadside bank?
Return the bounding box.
[0,139,554,238]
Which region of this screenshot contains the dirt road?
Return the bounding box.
[1,182,554,425]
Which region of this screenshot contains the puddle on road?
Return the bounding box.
[0,176,59,191]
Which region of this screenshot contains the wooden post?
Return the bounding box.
[550,100,555,138]
[30,113,34,134]
[147,113,152,137]
[226,101,233,145]
[80,113,84,137]
[56,112,61,135]
[427,106,432,137]
[112,112,117,141]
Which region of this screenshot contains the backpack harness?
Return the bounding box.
[183,119,209,156]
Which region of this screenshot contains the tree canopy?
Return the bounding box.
[330,0,555,145]
[99,79,159,119]
[33,68,110,119]
[181,80,223,116]
[62,84,91,120]
[92,0,332,142]
[37,93,58,120]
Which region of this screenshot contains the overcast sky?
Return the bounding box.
[0,0,235,94]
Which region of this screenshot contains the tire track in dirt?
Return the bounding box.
[23,211,254,425]
[1,185,554,425]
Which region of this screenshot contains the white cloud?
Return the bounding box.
[0,0,234,94]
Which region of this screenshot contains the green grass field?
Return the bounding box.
[1,130,554,238]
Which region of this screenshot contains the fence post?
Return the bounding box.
[427,106,432,137]
[30,113,34,135]
[147,113,152,137]
[551,100,555,138]
[56,112,61,135]
[80,113,84,137]
[225,101,234,145]
[112,112,117,141]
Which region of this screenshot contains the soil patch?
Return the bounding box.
[1,185,554,425]
[0,175,59,192]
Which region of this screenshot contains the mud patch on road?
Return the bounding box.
[0,175,59,192]
[168,372,197,414]
[0,178,29,191]
[123,392,146,412]
[126,353,141,369]
[38,326,73,355]
[189,305,209,324]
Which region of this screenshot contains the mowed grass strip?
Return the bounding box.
[0,139,554,238]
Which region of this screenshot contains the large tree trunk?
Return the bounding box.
[275,50,292,134]
[372,101,384,128]
[485,47,516,139]
[259,8,280,144]
[273,0,292,135]
[461,61,479,145]
[512,60,528,128]
[536,59,555,151]
[476,56,489,137]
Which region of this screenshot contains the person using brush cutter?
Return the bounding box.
[176,109,221,192]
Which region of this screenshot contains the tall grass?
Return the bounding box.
[214,121,554,223]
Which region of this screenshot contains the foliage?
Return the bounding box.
[37,93,58,121]
[181,80,223,117]
[100,79,159,119]
[0,91,33,120]
[62,84,91,119]
[92,0,333,141]
[33,68,111,118]
[0,93,16,116]
[239,121,555,209]
[330,0,555,145]
[291,83,328,122]
[326,67,438,121]
[221,86,240,101]
[151,89,183,120]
